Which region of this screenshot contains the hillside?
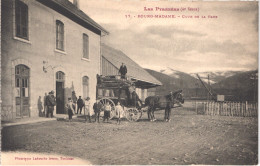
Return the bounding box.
[190,71,243,84]
[157,67,242,84]
[212,70,258,101]
[145,69,208,98]
[146,68,258,101]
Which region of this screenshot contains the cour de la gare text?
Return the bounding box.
[144,7,200,12]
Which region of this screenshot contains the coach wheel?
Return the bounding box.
[125,108,142,122]
[98,98,116,120]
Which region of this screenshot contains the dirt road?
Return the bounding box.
[2,108,258,165]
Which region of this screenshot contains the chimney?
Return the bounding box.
[73,0,79,8]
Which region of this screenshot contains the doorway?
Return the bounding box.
[56,71,65,114]
[15,65,30,118]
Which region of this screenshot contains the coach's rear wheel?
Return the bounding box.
[98,98,116,120]
[125,108,142,122]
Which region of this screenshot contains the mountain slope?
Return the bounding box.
[145,69,207,97]
[190,71,243,84]
[211,70,258,101]
[146,68,258,101]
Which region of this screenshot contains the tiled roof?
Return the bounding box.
[37,0,109,34]
[102,44,162,86]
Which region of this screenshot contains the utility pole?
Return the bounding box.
[208,74,211,101]
[250,73,258,102]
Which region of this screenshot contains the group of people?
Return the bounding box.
[38,62,128,123]
[66,92,91,122]
[93,101,124,125]
[67,96,124,124]
[37,91,56,118]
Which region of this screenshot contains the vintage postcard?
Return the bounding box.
[1,0,258,165]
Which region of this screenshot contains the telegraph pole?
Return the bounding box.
[207,74,210,102]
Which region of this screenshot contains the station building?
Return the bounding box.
[1,0,108,120]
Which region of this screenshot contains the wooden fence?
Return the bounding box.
[195,101,258,117]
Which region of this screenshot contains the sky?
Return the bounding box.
[79,0,258,73]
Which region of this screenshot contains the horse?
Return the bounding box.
[144,90,184,122]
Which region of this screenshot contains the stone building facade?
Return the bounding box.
[1,0,108,120]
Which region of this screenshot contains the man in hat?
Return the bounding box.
[119,63,127,79]
[77,96,84,114]
[46,90,56,118]
[165,91,174,122]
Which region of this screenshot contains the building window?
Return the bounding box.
[56,20,64,51]
[56,71,65,81]
[82,76,89,98]
[83,34,89,59]
[15,0,28,39]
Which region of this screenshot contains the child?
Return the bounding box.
[115,102,124,125]
[66,98,75,122]
[103,102,111,122]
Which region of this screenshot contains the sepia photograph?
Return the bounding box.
[0,0,258,165]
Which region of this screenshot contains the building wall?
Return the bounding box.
[0,0,2,119]
[1,0,101,120]
[101,56,118,76]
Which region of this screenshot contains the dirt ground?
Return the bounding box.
[2,108,258,165]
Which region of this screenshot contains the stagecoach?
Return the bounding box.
[96,75,144,121]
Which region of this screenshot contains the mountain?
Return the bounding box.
[145,69,208,98]
[146,67,258,101]
[212,70,258,101]
[190,71,243,84]
[156,67,242,85]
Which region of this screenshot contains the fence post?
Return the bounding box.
[245,101,248,117]
[213,102,215,115]
[223,102,226,116]
[238,102,241,116]
[219,102,221,115]
[249,102,251,117]
[217,102,219,115]
[211,102,213,115]
[212,102,214,115]
[237,102,239,116]
[241,102,244,117]
[256,103,258,117]
[203,102,206,115]
[231,102,234,117]
[195,100,197,114]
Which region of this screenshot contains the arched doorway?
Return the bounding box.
[15,65,30,117]
[56,71,65,114]
[82,76,89,99]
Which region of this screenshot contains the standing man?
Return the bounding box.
[165,91,174,122]
[46,91,56,118]
[93,101,102,123]
[43,93,47,117]
[72,91,77,111]
[119,63,127,79]
[76,96,84,114]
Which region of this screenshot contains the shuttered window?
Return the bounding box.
[56,20,64,51]
[83,34,89,59]
[15,0,28,39]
